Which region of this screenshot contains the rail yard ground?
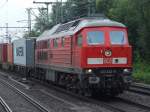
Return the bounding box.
[0,70,150,112]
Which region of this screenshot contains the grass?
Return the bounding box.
[133,60,150,84]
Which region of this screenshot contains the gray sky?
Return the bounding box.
[0,0,63,42]
[0,0,36,27]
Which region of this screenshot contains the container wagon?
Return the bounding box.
[13,38,35,76]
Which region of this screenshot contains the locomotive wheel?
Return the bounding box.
[76,83,91,96]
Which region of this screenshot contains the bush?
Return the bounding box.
[133,60,150,84]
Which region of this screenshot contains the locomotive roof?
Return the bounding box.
[37,18,126,41]
[37,24,61,41]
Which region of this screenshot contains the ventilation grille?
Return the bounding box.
[53,20,80,34]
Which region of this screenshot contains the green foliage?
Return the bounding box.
[34,8,54,33]
[96,0,113,14]
[132,51,150,84]
[51,0,89,23]
[133,61,150,84]
[33,0,90,32]
[23,30,41,38]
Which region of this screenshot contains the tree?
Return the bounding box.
[96,0,113,15]
[51,0,89,24]
[34,8,54,33]
[133,0,150,61]
[23,30,41,38]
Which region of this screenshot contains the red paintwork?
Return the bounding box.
[36,26,132,71]
[81,27,132,68]
[36,37,72,67]
[7,43,13,64]
[0,43,8,63]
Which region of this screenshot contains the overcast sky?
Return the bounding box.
[0,0,55,27]
[0,0,68,42]
[0,0,65,41]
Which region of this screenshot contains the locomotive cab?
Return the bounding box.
[81,27,132,68]
[74,24,132,95]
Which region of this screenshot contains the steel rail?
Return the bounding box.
[0,96,12,112]
[128,83,150,96]
[0,79,50,112]
[131,83,150,90]
[116,97,150,111]
[32,78,150,112]
[31,78,126,112]
[1,71,148,112]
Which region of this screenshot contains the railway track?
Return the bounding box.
[128,83,150,96]
[114,97,150,112]
[0,78,50,112]
[32,78,150,112]
[0,71,124,112]
[1,71,150,112]
[30,78,126,112]
[0,96,12,112]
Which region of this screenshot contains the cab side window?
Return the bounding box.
[47,40,50,48]
[62,37,65,47]
[77,34,82,47]
[53,38,58,48]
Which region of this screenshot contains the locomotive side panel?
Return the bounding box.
[0,44,2,63]
[35,36,73,72]
[50,37,72,67]
[72,34,82,68]
[35,40,49,65]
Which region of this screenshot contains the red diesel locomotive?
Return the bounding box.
[35,17,132,96]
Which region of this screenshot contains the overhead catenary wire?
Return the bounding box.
[31,9,39,19]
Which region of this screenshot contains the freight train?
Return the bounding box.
[0,17,132,96]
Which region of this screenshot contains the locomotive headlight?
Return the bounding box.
[105,50,112,57]
[85,69,92,74]
[88,69,92,73]
[124,69,129,72]
[123,69,132,74]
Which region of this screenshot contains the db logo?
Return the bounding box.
[104,58,112,64]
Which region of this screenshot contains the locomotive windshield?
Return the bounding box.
[87,31,104,45]
[110,31,125,45]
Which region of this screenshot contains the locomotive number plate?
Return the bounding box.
[89,77,100,84]
[103,58,112,64]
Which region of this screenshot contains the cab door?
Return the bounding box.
[72,33,83,68]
